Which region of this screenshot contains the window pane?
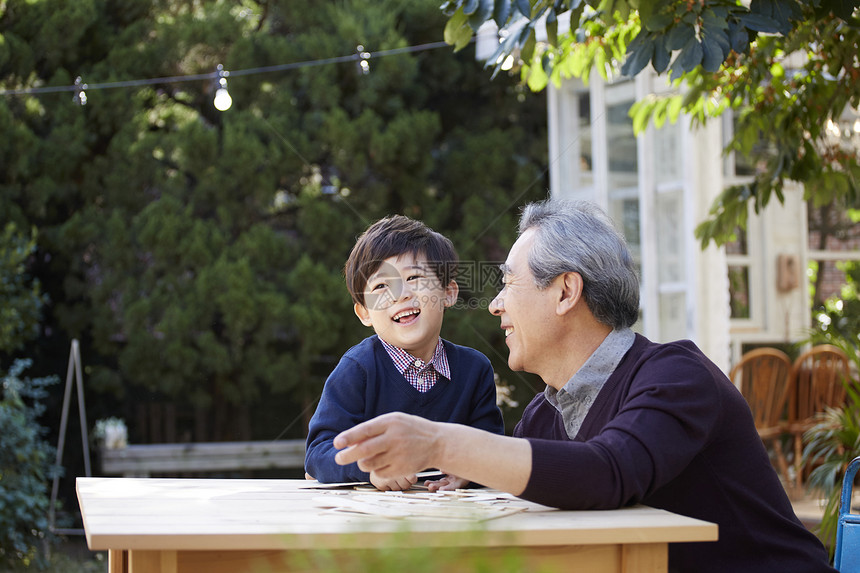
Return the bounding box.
[578,92,593,186]
[725,226,748,256]
[656,192,684,283]
[728,265,751,319]
[659,292,687,341]
[607,101,637,174]
[654,123,681,183]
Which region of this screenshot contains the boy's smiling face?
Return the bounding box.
[354,252,458,362]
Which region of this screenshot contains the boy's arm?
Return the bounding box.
[305,358,371,483]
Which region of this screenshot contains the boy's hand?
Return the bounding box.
[370,472,418,491]
[424,473,469,492]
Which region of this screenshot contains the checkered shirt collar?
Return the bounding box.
[379,337,450,380]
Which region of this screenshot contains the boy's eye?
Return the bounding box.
[407,274,423,282]
[371,283,387,291]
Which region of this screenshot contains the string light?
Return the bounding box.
[356,45,371,75]
[0,40,458,103]
[73,76,87,106]
[213,64,232,111]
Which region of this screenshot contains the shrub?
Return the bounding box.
[0,359,59,570]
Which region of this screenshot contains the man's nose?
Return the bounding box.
[489,294,503,315]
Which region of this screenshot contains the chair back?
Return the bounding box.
[789,345,851,423]
[835,455,860,572]
[729,348,792,430]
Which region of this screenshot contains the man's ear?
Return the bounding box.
[556,272,584,316]
[443,280,459,308]
[354,303,373,326]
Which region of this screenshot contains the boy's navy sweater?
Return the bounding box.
[514,334,835,573]
[305,335,504,483]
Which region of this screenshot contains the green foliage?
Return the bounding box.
[0,359,59,571]
[0,223,45,355]
[803,384,860,552]
[441,0,860,249]
[440,0,816,81]
[289,543,527,573]
[809,260,860,357]
[0,0,548,438]
[620,10,860,247]
[803,260,860,552]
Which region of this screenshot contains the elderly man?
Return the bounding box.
[334,200,835,572]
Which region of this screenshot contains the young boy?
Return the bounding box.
[304,215,505,490]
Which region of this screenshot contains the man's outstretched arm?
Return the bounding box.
[333,412,532,495]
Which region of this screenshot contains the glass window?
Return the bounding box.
[659,291,687,341]
[654,122,681,184]
[607,101,637,176]
[728,265,751,319]
[577,92,593,187]
[725,226,748,256]
[656,191,684,283]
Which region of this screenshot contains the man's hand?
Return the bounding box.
[424,474,469,492]
[334,412,439,478]
[335,411,532,496]
[370,472,418,491]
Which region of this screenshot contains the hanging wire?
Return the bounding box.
[0,41,453,98]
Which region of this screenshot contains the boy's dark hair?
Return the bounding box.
[345,215,458,307]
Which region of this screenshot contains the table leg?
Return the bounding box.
[108,549,127,573]
[128,550,178,573]
[621,543,667,573]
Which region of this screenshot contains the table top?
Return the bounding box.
[77,477,718,552]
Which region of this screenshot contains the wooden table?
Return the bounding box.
[77,477,717,573]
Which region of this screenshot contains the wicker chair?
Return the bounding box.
[729,347,793,485]
[786,344,851,492]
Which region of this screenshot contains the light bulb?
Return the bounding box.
[213,65,232,111]
[214,85,232,111]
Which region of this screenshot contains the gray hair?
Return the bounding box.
[519,199,639,329]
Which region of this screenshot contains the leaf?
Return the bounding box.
[651,33,671,73]
[597,0,616,17]
[737,13,781,33]
[751,0,801,34]
[701,8,729,31]
[674,35,703,75]
[701,30,726,71]
[520,28,537,64]
[468,0,496,30]
[526,57,548,91]
[493,0,511,25]
[621,29,655,77]
[515,0,531,17]
[463,0,480,14]
[665,23,695,50]
[444,7,469,45]
[666,95,683,123]
[546,8,558,46]
[631,97,654,134]
[487,15,529,65]
[639,0,674,31]
[615,0,631,21]
[727,19,751,54]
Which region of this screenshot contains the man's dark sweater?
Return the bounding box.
[514,334,835,572]
[306,335,504,483]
